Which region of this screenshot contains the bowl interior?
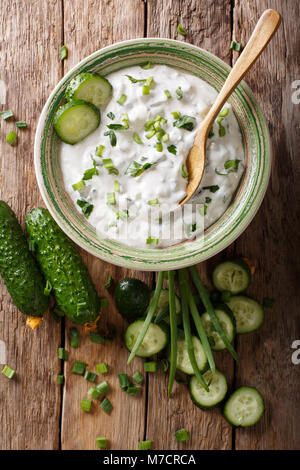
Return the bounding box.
[35,38,271,271]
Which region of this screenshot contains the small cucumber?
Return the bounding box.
[0,201,49,316]
[115,278,150,321]
[223,386,264,427]
[26,208,101,324]
[226,295,264,334]
[212,259,251,294]
[190,369,228,409]
[66,72,112,108]
[201,305,236,351]
[169,334,208,375]
[125,320,169,357]
[54,100,100,144]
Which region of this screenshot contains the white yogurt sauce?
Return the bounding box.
[60,65,244,248]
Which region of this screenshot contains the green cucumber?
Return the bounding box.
[212,259,251,294]
[201,305,236,351]
[115,278,150,321]
[66,73,112,108]
[226,295,264,334]
[25,208,100,324]
[169,334,208,375]
[124,320,169,357]
[0,201,49,316]
[54,100,100,144]
[190,369,227,409]
[224,386,264,427]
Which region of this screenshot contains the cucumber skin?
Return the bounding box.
[26,208,101,324]
[115,278,150,321]
[65,73,112,107]
[189,371,228,410]
[0,201,49,316]
[223,386,265,427]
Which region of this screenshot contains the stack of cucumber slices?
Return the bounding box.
[115,259,266,428]
[54,72,112,144]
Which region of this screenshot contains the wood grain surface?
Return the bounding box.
[0,0,299,450]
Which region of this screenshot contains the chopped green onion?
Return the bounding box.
[96,381,110,395]
[72,360,86,375]
[168,270,177,396]
[146,129,156,139]
[133,132,143,144]
[16,120,27,128]
[199,204,208,216]
[175,428,190,442]
[70,327,80,348]
[96,144,105,157]
[173,115,196,131]
[5,130,17,146]
[57,375,64,385]
[144,361,158,372]
[113,180,119,192]
[102,158,114,170]
[96,363,109,374]
[84,370,97,382]
[208,127,214,138]
[167,144,177,155]
[144,119,155,130]
[160,358,169,372]
[177,23,187,36]
[181,163,189,178]
[90,331,104,344]
[205,196,212,204]
[121,113,129,129]
[83,161,99,180]
[88,386,101,399]
[105,273,112,289]
[125,75,147,83]
[148,198,159,206]
[116,209,129,220]
[219,107,229,117]
[203,185,219,193]
[171,111,181,119]
[107,112,115,120]
[218,124,226,137]
[58,347,68,360]
[164,89,171,99]
[263,297,275,308]
[80,398,92,413]
[141,62,152,69]
[132,371,144,384]
[118,373,130,390]
[2,365,15,379]
[60,45,68,60]
[100,397,112,414]
[224,159,241,173]
[106,192,116,206]
[142,85,150,95]
[76,199,94,218]
[117,94,127,105]
[104,130,117,146]
[96,437,108,449]
[146,237,159,246]
[126,385,140,395]
[230,40,242,52]
[162,133,169,143]
[155,142,163,152]
[0,109,14,120]
[72,180,85,191]
[125,160,156,177]
[107,123,126,130]
[138,440,152,450]
[44,280,52,295]
[176,86,183,100]
[146,76,153,87]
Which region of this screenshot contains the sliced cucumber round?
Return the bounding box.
[190,369,227,409]
[224,386,264,427]
[212,259,252,294]
[226,295,264,334]
[201,305,236,351]
[169,335,208,375]
[124,320,169,358]
[66,72,112,108]
[54,100,100,144]
[150,288,181,325]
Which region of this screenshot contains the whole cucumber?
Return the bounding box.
[26,208,101,324]
[0,201,49,316]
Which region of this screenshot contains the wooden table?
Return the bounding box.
[0,0,299,451]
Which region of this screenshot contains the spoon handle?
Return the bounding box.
[195,9,281,143]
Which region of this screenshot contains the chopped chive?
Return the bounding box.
[181,163,189,178]
[132,371,144,384]
[141,62,152,69]
[84,370,97,382]
[146,129,156,139]
[5,130,17,146]
[118,373,130,390]
[155,142,163,152]
[70,327,80,348]
[106,192,116,206]
[88,386,101,399]
[146,76,153,87]
[0,109,14,120]
[44,279,52,295]
[72,180,85,191]
[218,124,226,137]
[116,209,129,220]
[146,237,159,246]
[96,144,105,157]
[125,74,147,83]
[102,158,114,170]
[113,180,119,192]
[107,111,115,120]
[126,385,140,396]
[133,132,143,144]
[96,381,110,395]
[142,85,150,95]
[230,40,242,52]
[80,398,92,413]
[2,365,15,379]
[199,204,208,216]
[76,199,94,218]
[138,440,152,450]
[107,123,126,130]
[167,144,177,155]
[171,111,181,119]
[83,160,99,180]
[203,185,219,193]
[117,94,127,105]
[162,133,169,143]
[148,198,159,206]
[105,273,113,289]
[57,375,64,385]
[263,297,275,308]
[175,428,190,442]
[100,397,112,414]
[96,362,109,374]
[90,331,104,344]
[177,23,187,36]
[58,347,68,360]
[224,159,241,173]
[16,120,27,128]
[219,107,229,117]
[164,89,171,99]
[144,119,155,130]
[122,113,129,129]
[72,360,87,375]
[104,130,117,146]
[96,437,108,449]
[60,45,68,60]
[144,361,158,372]
[176,86,183,100]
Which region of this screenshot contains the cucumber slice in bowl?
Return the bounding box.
[212,259,252,294]
[201,305,236,351]
[226,295,264,334]
[190,369,227,409]
[54,100,100,144]
[125,320,169,357]
[224,386,264,427]
[169,334,208,374]
[66,72,112,108]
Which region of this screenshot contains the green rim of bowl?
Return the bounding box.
[35,38,271,271]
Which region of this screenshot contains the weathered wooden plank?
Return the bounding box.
[0,0,63,450]
[233,0,300,450]
[61,0,148,450]
[146,0,234,450]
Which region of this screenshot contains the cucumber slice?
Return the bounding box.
[124,320,169,357]
[212,259,251,294]
[201,305,236,351]
[66,73,112,108]
[150,288,181,325]
[226,295,264,334]
[190,369,227,409]
[54,100,100,144]
[169,334,208,374]
[224,386,264,427]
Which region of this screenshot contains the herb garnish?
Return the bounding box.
[76,200,94,218]
[173,115,196,131]
[104,130,117,146]
[167,145,177,155]
[125,160,157,177]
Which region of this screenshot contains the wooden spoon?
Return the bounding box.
[180,9,281,205]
